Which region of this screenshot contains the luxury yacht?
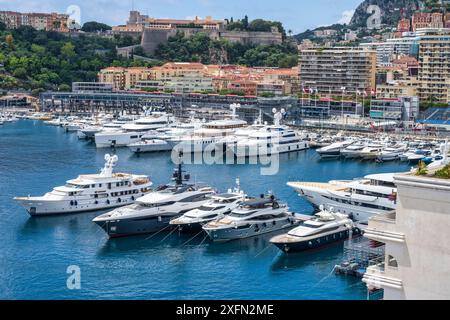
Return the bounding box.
[202,195,298,242]
[270,207,360,253]
[287,172,399,222]
[359,144,385,160]
[14,154,152,216]
[94,113,173,148]
[93,162,215,237]
[316,140,354,158]
[127,120,202,153]
[340,144,367,159]
[233,110,308,157]
[170,179,247,232]
[173,104,248,154]
[378,145,407,161]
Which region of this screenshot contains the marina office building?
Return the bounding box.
[41,84,420,124]
[298,47,377,96]
[363,171,450,300]
[369,96,420,121]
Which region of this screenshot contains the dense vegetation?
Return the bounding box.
[81,21,112,33]
[0,25,152,93]
[225,16,288,38]
[154,32,298,68]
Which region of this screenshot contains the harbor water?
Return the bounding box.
[0,120,412,300]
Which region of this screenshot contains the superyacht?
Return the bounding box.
[14,154,152,216]
[233,109,309,157]
[287,172,398,222]
[94,113,173,148]
[93,162,215,237]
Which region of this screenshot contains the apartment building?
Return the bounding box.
[417,28,450,104]
[0,11,69,32]
[299,47,377,95]
[98,67,127,91]
[376,78,419,99]
[360,37,419,65]
[363,169,450,300]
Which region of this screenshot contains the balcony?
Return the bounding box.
[363,258,403,290]
[364,211,406,243]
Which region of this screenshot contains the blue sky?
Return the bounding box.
[0,0,362,33]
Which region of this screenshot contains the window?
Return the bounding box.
[388,255,398,268]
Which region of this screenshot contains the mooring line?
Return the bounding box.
[254,244,272,258]
[143,224,171,241]
[181,230,204,247]
[159,226,178,243]
[197,234,209,247]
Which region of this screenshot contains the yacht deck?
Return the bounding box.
[288,182,349,191]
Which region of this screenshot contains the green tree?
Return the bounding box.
[61,42,76,60]
[81,21,112,33]
[58,84,71,91]
[5,34,14,49]
[12,67,28,79]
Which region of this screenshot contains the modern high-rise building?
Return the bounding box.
[417,28,450,104]
[298,47,377,95]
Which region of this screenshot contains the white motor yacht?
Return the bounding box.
[93,162,215,237]
[270,207,360,253]
[340,144,367,159]
[287,172,399,222]
[95,113,173,148]
[359,144,385,160]
[378,145,407,161]
[317,140,354,158]
[170,178,247,232]
[233,110,308,157]
[14,154,152,216]
[202,195,298,242]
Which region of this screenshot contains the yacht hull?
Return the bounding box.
[271,227,361,253]
[128,141,172,153]
[233,142,309,158]
[288,185,394,223]
[14,197,137,216]
[95,215,176,238]
[95,133,143,148]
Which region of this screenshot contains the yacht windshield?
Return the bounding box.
[229,210,257,218]
[198,206,215,211]
[65,183,86,189]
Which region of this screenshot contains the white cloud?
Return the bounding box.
[338,10,355,25]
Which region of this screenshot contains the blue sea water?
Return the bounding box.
[0,120,411,300]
